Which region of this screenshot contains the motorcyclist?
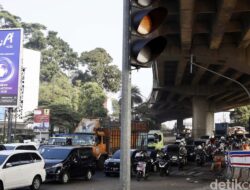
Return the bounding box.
[134,150,150,178]
[195,145,207,166]
[178,142,187,169]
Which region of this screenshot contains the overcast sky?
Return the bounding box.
[0,0,153,99]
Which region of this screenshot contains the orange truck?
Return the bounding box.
[72,118,149,169]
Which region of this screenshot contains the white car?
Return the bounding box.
[4,143,37,150]
[0,150,46,190]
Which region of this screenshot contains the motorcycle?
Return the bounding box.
[195,147,206,166]
[136,161,148,181]
[178,145,187,170]
[134,151,149,181]
[158,153,170,176]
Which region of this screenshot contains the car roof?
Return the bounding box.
[4,143,35,146]
[0,150,39,156]
[41,145,92,150]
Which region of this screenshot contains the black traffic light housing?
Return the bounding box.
[130,0,167,68]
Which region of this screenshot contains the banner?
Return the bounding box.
[227,151,250,168]
[0,28,23,107]
[33,109,50,132]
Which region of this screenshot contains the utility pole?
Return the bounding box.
[3,109,6,143]
[7,107,13,143]
[120,0,131,190]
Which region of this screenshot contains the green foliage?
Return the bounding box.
[46,31,79,71]
[0,10,21,28]
[230,106,250,128]
[22,23,47,50]
[39,74,80,109]
[131,86,143,107]
[111,98,120,119]
[78,82,107,118]
[80,48,121,92]
[47,104,81,133]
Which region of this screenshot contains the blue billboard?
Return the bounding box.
[0,28,23,107]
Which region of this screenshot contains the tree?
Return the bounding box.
[80,48,121,92]
[131,86,143,108]
[0,10,21,28]
[230,106,250,128]
[39,73,80,111]
[48,104,81,133]
[40,31,79,82]
[111,98,120,120]
[22,22,47,50]
[78,82,107,118]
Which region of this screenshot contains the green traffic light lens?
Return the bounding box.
[137,46,151,63]
[134,36,167,64]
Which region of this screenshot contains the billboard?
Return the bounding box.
[33,109,50,132]
[0,28,23,107]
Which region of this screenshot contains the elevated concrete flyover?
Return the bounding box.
[149,0,250,138]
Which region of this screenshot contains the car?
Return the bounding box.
[4,143,37,151]
[104,149,139,176]
[0,150,46,190]
[0,145,6,151]
[39,146,96,183]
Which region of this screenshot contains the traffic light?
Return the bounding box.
[130,0,167,68]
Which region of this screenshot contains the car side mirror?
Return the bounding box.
[5,163,12,168]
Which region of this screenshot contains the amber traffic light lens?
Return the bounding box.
[137,15,152,35]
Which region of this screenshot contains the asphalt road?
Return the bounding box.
[18,163,219,190]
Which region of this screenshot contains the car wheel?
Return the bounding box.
[97,156,105,170]
[0,182,3,190]
[30,176,41,190]
[61,172,70,184]
[105,172,110,177]
[85,170,92,181]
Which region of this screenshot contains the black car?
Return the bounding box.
[39,146,96,183]
[104,149,138,176]
[0,144,6,151]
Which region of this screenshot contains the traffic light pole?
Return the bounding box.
[120,0,131,190]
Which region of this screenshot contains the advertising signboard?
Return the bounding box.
[33,109,50,132]
[0,28,23,107]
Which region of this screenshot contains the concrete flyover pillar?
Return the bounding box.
[177,118,184,134]
[192,96,214,138]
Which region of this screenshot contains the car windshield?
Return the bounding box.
[0,155,8,165]
[71,134,95,146]
[147,134,156,143]
[112,150,121,159]
[53,134,96,146]
[4,145,15,150]
[40,148,71,160]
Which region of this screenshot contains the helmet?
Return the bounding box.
[220,136,225,141]
[197,145,202,150]
[179,142,185,147]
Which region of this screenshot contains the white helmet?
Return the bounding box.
[179,142,185,147]
[197,145,202,150]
